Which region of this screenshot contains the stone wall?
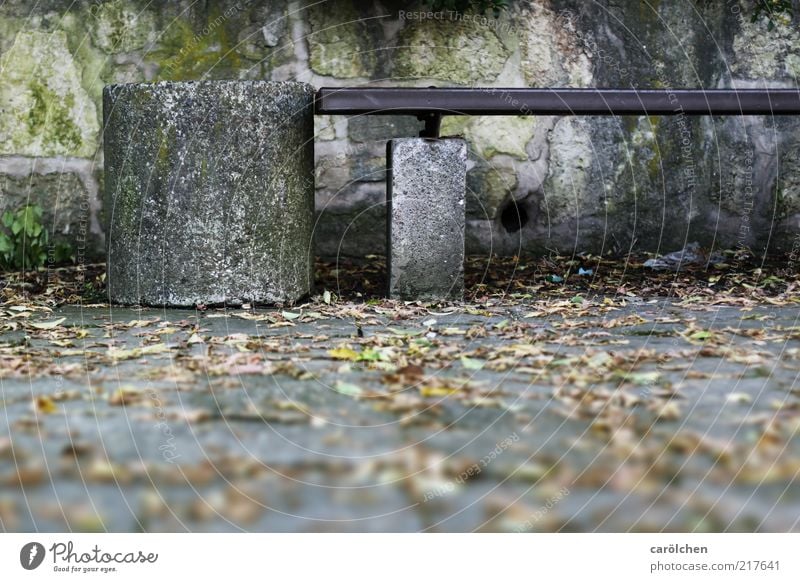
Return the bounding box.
[1,0,799,262]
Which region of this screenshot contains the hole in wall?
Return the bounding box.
[500,200,529,233]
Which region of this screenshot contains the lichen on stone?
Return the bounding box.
[58,12,120,126]
[517,3,593,87]
[151,8,245,81]
[307,2,376,78]
[236,1,290,60]
[89,0,156,54]
[394,19,510,84]
[461,116,539,160]
[732,9,800,79]
[315,115,336,141]
[543,117,593,220]
[0,30,99,157]
[467,165,518,219]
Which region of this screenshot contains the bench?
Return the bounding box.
[315,87,800,300]
[104,82,800,306]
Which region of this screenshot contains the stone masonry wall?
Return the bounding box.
[1,0,799,262]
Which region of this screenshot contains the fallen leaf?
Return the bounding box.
[461,356,485,370]
[109,387,145,406]
[34,395,57,414]
[420,386,459,397]
[329,347,359,361]
[726,393,752,404]
[334,381,363,397]
[30,317,66,330]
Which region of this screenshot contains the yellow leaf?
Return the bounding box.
[420,385,458,397]
[34,396,57,414]
[328,347,359,361]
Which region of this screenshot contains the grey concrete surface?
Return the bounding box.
[387,138,467,301]
[1,299,799,532]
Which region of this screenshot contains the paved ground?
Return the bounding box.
[1,257,800,531]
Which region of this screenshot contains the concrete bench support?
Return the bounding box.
[387,138,467,301]
[103,80,315,306]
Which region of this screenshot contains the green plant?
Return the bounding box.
[53,241,75,265]
[0,204,49,271]
[422,0,508,17]
[752,0,793,30]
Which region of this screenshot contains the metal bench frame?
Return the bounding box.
[315,86,800,299]
[316,87,800,136]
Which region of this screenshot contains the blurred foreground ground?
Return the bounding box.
[1,253,799,532]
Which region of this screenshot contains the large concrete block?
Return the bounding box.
[104,80,315,306]
[387,138,467,301]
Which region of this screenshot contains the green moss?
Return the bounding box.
[25,81,82,152]
[440,116,470,137]
[26,82,48,132]
[152,9,243,81]
[154,123,176,179]
[115,175,142,236]
[156,136,171,175]
[647,147,662,180]
[622,116,638,134]
[307,1,376,78]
